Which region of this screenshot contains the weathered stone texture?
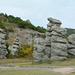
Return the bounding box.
[8,37,20,56]
[68,34,75,56]
[0,28,8,58]
[45,17,68,60]
[32,38,48,62]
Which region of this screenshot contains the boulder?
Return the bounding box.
[33,38,48,62]
[68,34,75,56]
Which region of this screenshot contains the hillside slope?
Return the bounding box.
[0,13,46,33]
[66,28,75,36]
[0,13,75,36]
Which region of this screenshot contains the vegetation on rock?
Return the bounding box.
[0,13,46,33]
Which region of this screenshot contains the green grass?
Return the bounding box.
[0,69,58,75]
[0,57,75,66]
[0,58,32,64]
[68,72,75,75]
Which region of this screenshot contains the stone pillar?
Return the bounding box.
[32,38,48,62]
[45,17,68,60]
[0,28,8,58]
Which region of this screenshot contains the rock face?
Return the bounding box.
[45,17,68,60]
[9,37,20,56]
[68,34,75,56]
[0,28,8,58]
[32,38,48,62]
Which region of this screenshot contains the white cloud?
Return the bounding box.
[0,0,75,28]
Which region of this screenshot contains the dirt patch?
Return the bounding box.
[52,67,75,74]
[0,66,75,75]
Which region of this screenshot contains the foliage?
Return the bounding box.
[0,13,46,33]
[41,34,46,38]
[17,43,34,58]
[5,31,9,40]
[7,27,14,32]
[0,20,5,29]
[66,28,75,36]
[0,51,2,55]
[6,42,14,58]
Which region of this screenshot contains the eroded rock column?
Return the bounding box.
[46,17,68,60]
[33,38,48,62]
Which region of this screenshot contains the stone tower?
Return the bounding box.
[45,17,68,60]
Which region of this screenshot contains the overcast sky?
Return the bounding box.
[0,0,75,29]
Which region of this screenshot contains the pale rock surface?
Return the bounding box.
[0,28,8,58]
[68,34,75,56]
[8,37,20,56]
[33,38,48,62]
[45,17,68,60]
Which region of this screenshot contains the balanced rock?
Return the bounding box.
[45,17,68,60]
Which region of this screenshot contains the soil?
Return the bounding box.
[0,65,75,75]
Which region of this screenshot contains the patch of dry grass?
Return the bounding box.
[0,58,32,64]
[0,69,58,75]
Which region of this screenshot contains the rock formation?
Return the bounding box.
[68,34,75,56]
[45,17,68,60]
[0,28,8,58]
[32,38,48,62]
[9,37,20,56]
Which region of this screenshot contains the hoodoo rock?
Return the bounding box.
[45,17,68,60]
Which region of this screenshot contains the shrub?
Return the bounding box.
[0,20,5,29]
[17,43,34,58]
[5,31,9,40]
[41,34,46,38]
[6,42,14,58]
[0,51,2,55]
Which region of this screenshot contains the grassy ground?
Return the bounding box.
[0,58,75,66]
[0,69,61,75]
[68,72,75,75]
[0,58,75,75]
[0,58,32,64]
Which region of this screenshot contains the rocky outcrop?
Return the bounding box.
[68,34,75,56]
[45,17,68,60]
[0,28,8,58]
[9,37,20,56]
[32,38,48,62]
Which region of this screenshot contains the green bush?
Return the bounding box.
[41,34,46,38]
[0,51,2,55]
[17,43,34,58]
[5,31,9,40]
[6,42,14,58]
[0,20,5,29]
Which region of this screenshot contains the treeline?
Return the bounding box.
[0,13,46,33]
[66,28,75,36]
